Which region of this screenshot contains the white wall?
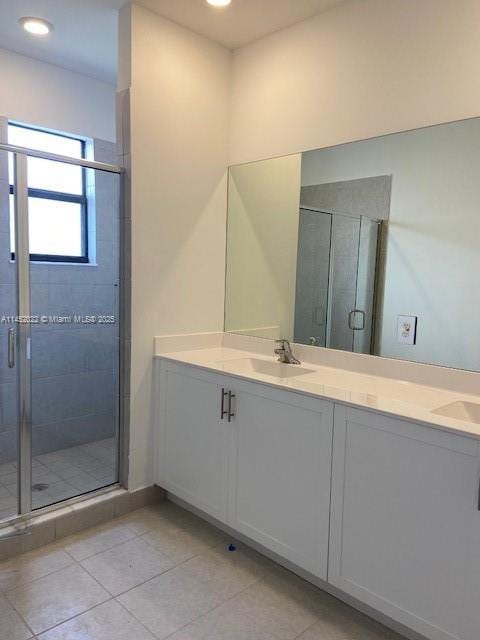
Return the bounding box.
[229,0,480,165]
[120,4,231,489]
[0,47,116,141]
[123,0,480,488]
[225,155,301,339]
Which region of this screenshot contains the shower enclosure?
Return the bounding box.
[0,136,123,522]
[294,208,380,353]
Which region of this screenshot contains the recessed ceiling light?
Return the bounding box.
[206,0,232,7]
[19,17,54,36]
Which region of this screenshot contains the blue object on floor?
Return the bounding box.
[228,543,237,552]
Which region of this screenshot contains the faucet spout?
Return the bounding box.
[274,339,301,365]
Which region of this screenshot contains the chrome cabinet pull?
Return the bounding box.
[478,475,480,511]
[220,388,228,420]
[227,391,235,422]
[8,328,15,368]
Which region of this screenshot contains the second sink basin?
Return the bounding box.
[223,357,316,379]
[432,401,480,424]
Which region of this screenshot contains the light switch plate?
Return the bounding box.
[397,315,417,345]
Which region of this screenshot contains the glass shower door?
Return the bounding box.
[1,139,122,519]
[294,209,380,355]
[328,214,380,354]
[327,214,361,351]
[294,209,332,346]
[28,158,121,510]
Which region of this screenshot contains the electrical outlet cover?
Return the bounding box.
[397,315,417,345]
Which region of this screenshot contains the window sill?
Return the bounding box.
[9,260,98,267]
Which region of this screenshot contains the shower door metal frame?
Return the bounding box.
[298,206,381,354]
[0,142,125,516]
[14,152,33,514]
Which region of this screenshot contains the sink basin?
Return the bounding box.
[432,401,480,424]
[223,358,316,379]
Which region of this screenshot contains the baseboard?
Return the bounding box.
[0,484,166,561]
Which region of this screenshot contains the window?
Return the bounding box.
[8,123,88,262]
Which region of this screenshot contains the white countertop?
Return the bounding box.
[155,343,480,441]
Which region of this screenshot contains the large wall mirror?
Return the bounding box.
[225,118,480,372]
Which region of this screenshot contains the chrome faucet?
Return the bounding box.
[274,339,301,365]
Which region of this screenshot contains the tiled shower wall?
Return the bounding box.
[0,119,119,463]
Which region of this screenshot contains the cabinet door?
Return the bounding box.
[330,405,480,640]
[228,380,333,579]
[156,362,229,522]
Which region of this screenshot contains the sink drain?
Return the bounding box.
[32,483,49,492]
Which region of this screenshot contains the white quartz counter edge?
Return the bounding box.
[155,347,480,441]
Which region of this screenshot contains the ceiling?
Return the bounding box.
[0,0,346,85]
[0,0,123,84]
[137,0,346,49]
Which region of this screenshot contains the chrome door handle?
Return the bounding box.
[227,391,235,422]
[8,328,15,368]
[348,309,366,331]
[220,388,228,420]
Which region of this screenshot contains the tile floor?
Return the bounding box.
[0,499,405,640]
[0,438,116,520]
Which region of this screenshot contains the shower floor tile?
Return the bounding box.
[0,438,116,520]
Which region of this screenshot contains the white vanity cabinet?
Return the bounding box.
[156,357,480,640]
[156,362,230,522]
[227,378,334,578]
[329,405,480,640]
[155,360,334,578]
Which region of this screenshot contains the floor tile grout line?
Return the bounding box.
[0,556,76,596]
[72,552,126,599]
[115,597,164,640]
[0,503,216,582]
[62,546,80,562]
[115,569,250,640]
[292,621,318,640]
[4,586,39,639]
[96,530,265,638]
[0,502,401,640]
[80,549,181,600]
[113,532,274,640]
[159,569,270,640]
[157,537,332,640]
[1,504,286,640]
[3,547,117,636]
[1,510,224,638]
[0,526,142,596]
[25,597,117,638]
[61,523,141,562]
[73,507,213,582]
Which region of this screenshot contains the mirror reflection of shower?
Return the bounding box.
[294,208,381,354]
